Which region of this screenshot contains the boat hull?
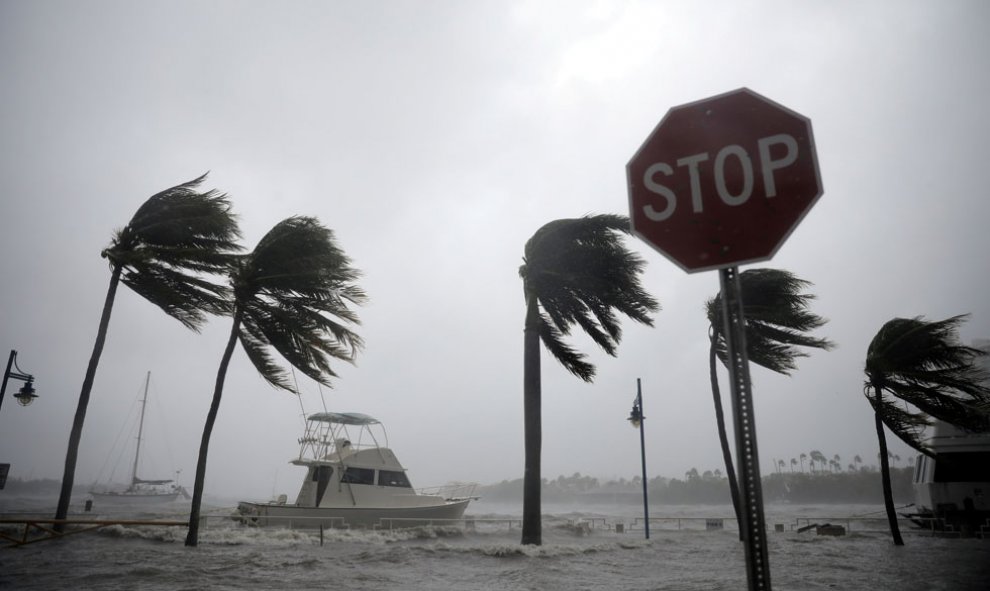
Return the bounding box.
[908,421,990,535]
[234,498,472,529]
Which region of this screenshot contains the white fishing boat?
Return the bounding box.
[906,420,990,534]
[89,372,189,506]
[235,412,476,529]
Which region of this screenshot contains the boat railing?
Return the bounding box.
[905,514,990,538]
[375,516,519,531]
[416,482,479,500]
[622,515,924,535]
[296,434,381,462]
[789,516,913,534]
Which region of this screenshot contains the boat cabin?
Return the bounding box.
[912,421,990,528]
[289,413,440,509]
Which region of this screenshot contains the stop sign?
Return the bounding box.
[627,88,822,273]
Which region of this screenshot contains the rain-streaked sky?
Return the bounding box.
[2,1,988,503]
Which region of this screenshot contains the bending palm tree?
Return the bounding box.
[864,314,990,546]
[810,450,827,472]
[55,174,241,526]
[705,268,833,536]
[185,216,366,546]
[518,214,659,545]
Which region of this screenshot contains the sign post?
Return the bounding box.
[718,265,770,589]
[627,88,822,591]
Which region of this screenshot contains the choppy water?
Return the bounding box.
[2,500,988,590]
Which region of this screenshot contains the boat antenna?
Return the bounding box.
[291,367,308,430]
[317,383,328,414]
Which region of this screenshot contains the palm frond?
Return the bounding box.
[865,315,990,434]
[233,216,366,391]
[707,268,833,375]
[122,265,232,330]
[103,174,242,330]
[520,214,659,380]
[538,313,595,381]
[238,322,294,391]
[865,385,932,454]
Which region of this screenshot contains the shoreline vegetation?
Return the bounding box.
[3,466,914,507]
[477,467,915,506]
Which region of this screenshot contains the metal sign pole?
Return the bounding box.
[719,266,772,591]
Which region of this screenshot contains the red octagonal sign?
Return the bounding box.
[627,88,822,273]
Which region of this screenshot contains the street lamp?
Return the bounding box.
[628,378,649,539]
[1,350,38,413]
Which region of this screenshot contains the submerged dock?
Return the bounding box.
[0,518,188,547]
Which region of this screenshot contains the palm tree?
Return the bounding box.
[864,314,990,546]
[799,452,807,472]
[705,268,833,534]
[810,450,826,473]
[184,217,366,546]
[54,174,241,526]
[518,214,658,545]
[790,458,797,472]
[853,454,862,471]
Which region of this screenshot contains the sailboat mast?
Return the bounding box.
[131,371,151,486]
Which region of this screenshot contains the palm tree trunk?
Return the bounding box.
[521,294,542,546]
[54,265,122,530]
[185,310,242,547]
[709,334,743,540]
[873,389,904,546]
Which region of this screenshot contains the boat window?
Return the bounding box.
[933,452,990,482]
[378,470,412,488]
[341,467,376,485]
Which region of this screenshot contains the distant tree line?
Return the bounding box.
[2,477,58,495]
[2,478,89,496]
[478,467,915,506]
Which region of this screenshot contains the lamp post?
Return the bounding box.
[1,350,38,414]
[628,378,649,539]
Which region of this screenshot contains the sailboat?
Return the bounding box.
[90,372,189,506]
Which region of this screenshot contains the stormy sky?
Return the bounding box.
[1,0,988,503]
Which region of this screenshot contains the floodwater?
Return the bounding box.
[2,499,988,590]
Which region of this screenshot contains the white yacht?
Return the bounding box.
[235,412,476,529]
[908,420,990,533]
